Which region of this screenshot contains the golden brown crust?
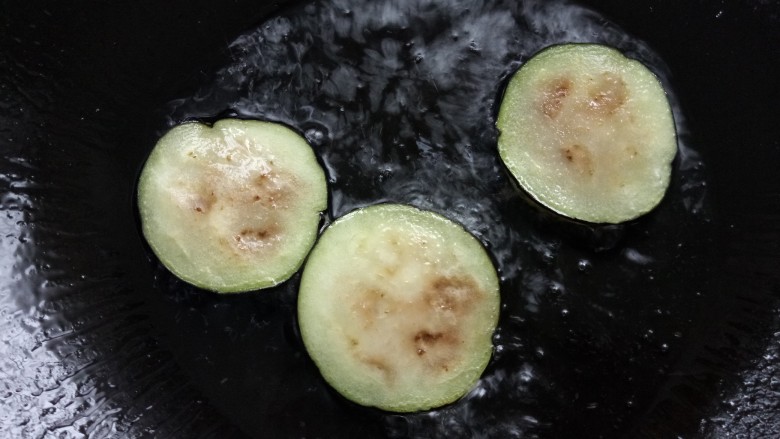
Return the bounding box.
[345,273,484,385]
[541,77,572,119]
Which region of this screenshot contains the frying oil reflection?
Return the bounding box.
[164,0,712,436]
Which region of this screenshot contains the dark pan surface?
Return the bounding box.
[1,1,779,438]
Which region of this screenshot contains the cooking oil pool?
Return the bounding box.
[160,0,712,437]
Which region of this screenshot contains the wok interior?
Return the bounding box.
[1,0,778,437]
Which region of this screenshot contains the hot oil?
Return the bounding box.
[165,0,712,437]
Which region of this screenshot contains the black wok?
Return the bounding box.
[1,0,779,437]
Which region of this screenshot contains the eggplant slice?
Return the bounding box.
[298,204,500,412]
[137,119,327,293]
[497,44,677,224]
